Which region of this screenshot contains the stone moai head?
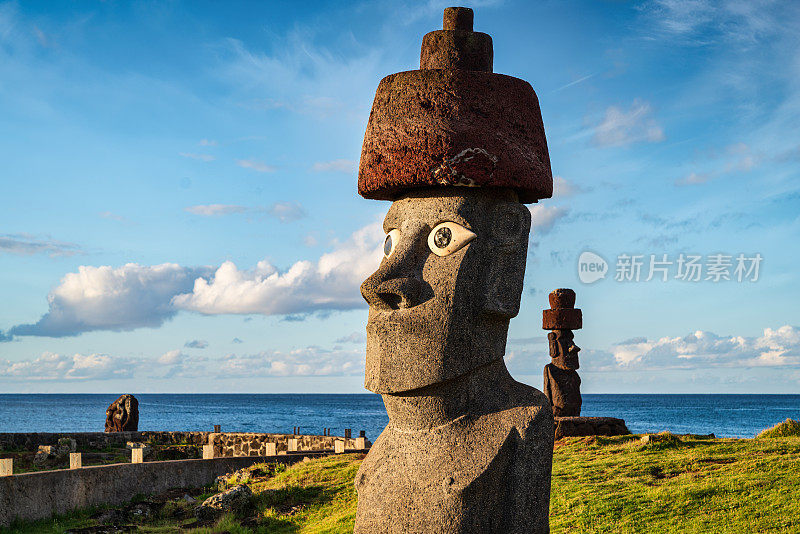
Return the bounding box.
[358,7,553,394]
[543,289,582,370]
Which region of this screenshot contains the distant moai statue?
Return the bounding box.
[104,394,139,432]
[354,7,554,533]
[542,289,582,417]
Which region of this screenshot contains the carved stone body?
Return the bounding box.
[105,394,139,432]
[355,190,553,533]
[356,362,552,533]
[543,363,582,417]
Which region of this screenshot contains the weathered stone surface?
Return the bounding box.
[356,184,551,531]
[361,189,530,393]
[543,364,582,417]
[104,394,139,433]
[420,8,492,72]
[195,484,252,519]
[553,417,630,440]
[358,8,551,204]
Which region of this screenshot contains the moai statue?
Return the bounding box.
[354,8,554,533]
[542,289,582,417]
[104,394,139,432]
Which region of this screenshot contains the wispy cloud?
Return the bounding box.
[185,204,248,216]
[198,139,217,146]
[179,152,215,162]
[184,339,208,349]
[266,202,306,222]
[236,159,276,173]
[591,99,665,147]
[312,159,358,173]
[552,73,595,93]
[0,233,82,258]
[185,202,307,222]
[99,211,127,222]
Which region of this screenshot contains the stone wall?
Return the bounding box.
[210,433,364,456]
[0,431,210,450]
[553,417,630,439]
[0,431,367,455]
[0,453,328,527]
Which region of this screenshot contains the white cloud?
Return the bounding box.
[158,349,185,365]
[172,222,382,316]
[185,204,248,216]
[236,159,276,173]
[0,352,136,380]
[217,346,364,378]
[528,205,569,235]
[553,176,583,197]
[184,339,208,349]
[312,159,358,173]
[611,325,800,369]
[0,233,82,257]
[179,152,215,162]
[592,99,665,147]
[3,223,382,339]
[199,139,217,146]
[7,263,209,338]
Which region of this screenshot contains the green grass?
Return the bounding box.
[4,437,800,533]
[756,418,800,438]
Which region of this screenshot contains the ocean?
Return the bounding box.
[0,394,798,439]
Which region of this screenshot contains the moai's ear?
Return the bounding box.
[548,331,558,356]
[484,201,531,317]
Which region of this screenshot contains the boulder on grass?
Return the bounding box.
[195,484,253,519]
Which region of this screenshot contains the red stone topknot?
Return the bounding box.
[358,7,553,203]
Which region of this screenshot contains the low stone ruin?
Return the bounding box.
[105,394,139,432]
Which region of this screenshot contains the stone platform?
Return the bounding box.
[554,417,629,439]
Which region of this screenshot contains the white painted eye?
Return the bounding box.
[427,222,476,257]
[383,229,401,258]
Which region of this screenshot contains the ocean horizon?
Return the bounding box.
[1,393,798,439]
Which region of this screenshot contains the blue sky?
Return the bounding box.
[1,0,798,394]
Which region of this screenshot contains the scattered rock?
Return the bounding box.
[33,445,55,465]
[195,484,253,519]
[57,438,77,455]
[183,494,196,503]
[640,432,682,446]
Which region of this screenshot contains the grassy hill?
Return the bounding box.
[5,430,800,533]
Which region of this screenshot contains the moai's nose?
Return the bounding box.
[570,343,581,355]
[361,221,427,310]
